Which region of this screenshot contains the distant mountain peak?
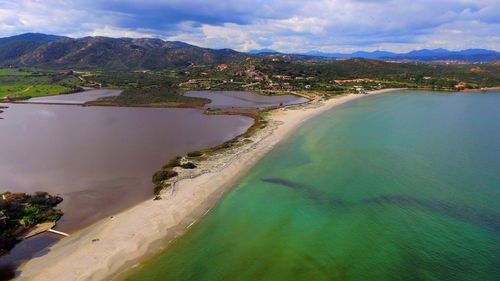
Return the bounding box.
[166,41,195,48]
[298,48,499,62]
[0,33,66,45]
[248,49,281,54]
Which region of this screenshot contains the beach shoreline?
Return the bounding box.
[17,88,404,281]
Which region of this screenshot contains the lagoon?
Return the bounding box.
[183,91,308,109]
[16,89,122,105]
[0,103,252,275]
[0,104,252,231]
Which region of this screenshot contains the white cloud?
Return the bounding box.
[69,26,155,39]
[0,0,498,53]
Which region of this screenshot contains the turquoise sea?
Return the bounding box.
[126,90,500,281]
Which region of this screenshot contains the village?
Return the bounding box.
[178,63,386,94]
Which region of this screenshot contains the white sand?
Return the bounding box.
[17,89,403,281]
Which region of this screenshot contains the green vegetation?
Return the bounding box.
[0,69,31,76]
[170,58,500,93]
[152,169,178,185]
[0,68,82,100]
[82,71,174,88]
[187,151,203,158]
[90,86,209,107]
[0,36,247,70]
[0,192,63,254]
[0,84,71,99]
[83,71,209,107]
[154,184,169,197]
[180,162,197,169]
[152,169,178,195]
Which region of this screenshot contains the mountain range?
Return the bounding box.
[0,33,247,69]
[0,33,498,70]
[250,48,500,62]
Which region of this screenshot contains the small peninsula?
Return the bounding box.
[0,192,63,255]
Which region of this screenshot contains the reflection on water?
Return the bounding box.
[0,103,252,275]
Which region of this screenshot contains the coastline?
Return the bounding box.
[17,88,404,281]
[462,86,500,92]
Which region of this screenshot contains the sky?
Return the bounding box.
[0,0,498,53]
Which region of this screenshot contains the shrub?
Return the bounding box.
[153,184,163,195]
[187,151,203,158]
[153,183,171,196]
[180,162,197,169]
[152,169,178,184]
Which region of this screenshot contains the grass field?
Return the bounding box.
[0,69,80,99]
[0,69,32,76]
[0,84,71,99]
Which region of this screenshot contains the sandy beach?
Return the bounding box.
[17,88,403,281]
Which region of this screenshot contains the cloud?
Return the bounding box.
[0,0,498,52]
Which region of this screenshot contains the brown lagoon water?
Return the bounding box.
[0,103,252,276]
[184,91,308,109]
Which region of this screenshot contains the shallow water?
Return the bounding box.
[126,90,500,281]
[183,91,308,109]
[0,103,252,274]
